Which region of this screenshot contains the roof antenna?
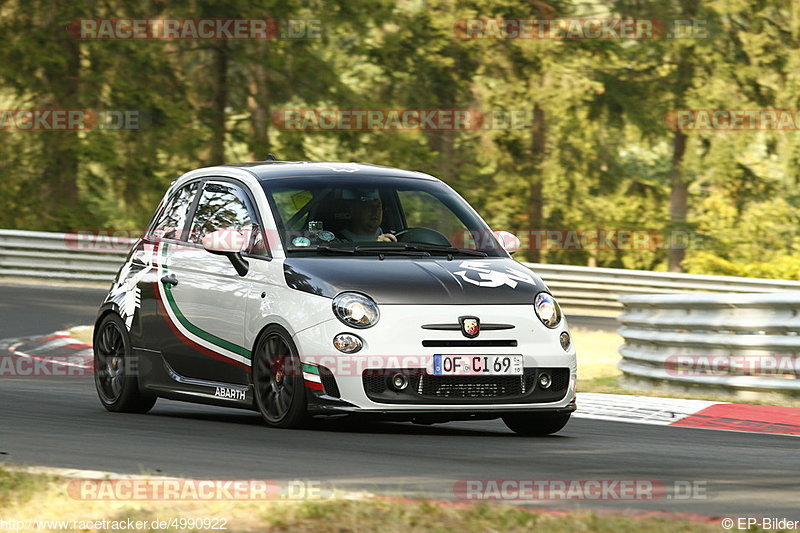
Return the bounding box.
[265,153,277,161]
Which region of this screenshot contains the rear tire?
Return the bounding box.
[502,412,570,436]
[94,314,157,413]
[252,325,308,429]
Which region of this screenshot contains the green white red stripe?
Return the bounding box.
[156,242,252,366]
[302,363,324,391]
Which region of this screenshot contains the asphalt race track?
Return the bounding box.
[1,282,797,518]
[0,283,109,338]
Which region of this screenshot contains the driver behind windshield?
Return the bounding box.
[338,188,397,242]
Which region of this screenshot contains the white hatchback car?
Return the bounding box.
[94,160,577,435]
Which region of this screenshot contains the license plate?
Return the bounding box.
[432,355,523,376]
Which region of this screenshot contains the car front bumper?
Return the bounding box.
[291,304,577,415]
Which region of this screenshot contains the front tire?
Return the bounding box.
[502,412,571,436]
[94,314,157,413]
[252,326,308,428]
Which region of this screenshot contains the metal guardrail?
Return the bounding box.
[2,229,800,313]
[522,262,800,313]
[0,229,132,283]
[618,293,800,392]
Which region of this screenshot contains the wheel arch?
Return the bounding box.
[94,303,122,344]
[248,322,298,379]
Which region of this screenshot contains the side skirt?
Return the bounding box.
[134,348,256,410]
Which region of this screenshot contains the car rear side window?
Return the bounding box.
[188,183,254,245]
[150,182,199,241]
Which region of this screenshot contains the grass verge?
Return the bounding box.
[0,468,55,508]
[0,466,723,533]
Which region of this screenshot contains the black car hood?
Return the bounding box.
[283,256,549,304]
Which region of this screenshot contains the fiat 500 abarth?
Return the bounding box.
[94,161,577,435]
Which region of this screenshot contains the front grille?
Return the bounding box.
[362,368,569,404]
[419,369,536,398]
[421,340,518,347]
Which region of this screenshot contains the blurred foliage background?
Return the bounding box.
[0,0,798,277]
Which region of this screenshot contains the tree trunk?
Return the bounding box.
[667,0,699,272]
[527,103,546,263]
[425,129,457,181]
[667,128,688,271]
[247,48,271,160]
[208,42,229,166]
[666,37,696,270]
[41,21,81,229]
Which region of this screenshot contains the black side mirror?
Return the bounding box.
[201,230,250,276]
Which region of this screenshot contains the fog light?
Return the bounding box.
[538,372,552,389]
[389,373,409,391]
[560,331,571,351]
[333,333,363,354]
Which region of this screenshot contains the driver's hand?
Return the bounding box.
[377,233,397,242]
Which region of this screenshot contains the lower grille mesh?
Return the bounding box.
[363,374,387,395]
[550,369,570,392]
[418,370,536,398]
[362,368,569,402]
[318,367,341,398]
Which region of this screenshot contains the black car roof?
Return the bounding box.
[221,161,438,182]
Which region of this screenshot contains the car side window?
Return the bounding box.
[150,182,199,241]
[188,182,267,256]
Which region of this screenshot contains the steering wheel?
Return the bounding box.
[394,227,452,246]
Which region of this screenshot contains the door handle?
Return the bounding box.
[161,273,179,287]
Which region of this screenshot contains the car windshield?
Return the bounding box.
[261,176,505,257]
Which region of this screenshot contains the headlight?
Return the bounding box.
[332,292,380,329]
[534,292,562,329]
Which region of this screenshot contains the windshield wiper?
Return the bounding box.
[309,244,484,258]
[353,245,431,257]
[352,244,488,258]
[312,245,356,255]
[398,245,488,258]
[312,245,431,257]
